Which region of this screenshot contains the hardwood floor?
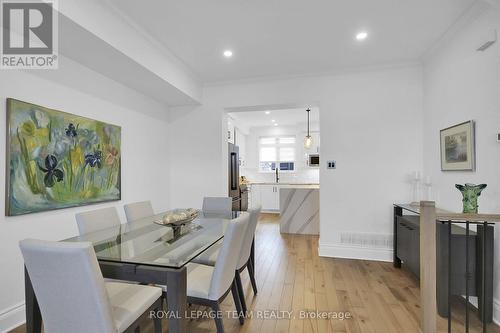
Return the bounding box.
[10,213,499,333]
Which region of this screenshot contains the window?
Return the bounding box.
[259,136,295,172]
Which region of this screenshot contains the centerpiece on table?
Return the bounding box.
[154,208,199,226]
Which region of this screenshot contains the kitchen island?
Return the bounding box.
[247,182,320,234]
[279,185,319,235]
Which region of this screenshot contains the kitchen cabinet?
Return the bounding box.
[227,121,235,144]
[234,128,246,166]
[249,184,280,212]
[248,185,259,208]
[260,185,279,211]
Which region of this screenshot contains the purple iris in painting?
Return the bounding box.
[65,123,77,137]
[85,151,102,168]
[37,155,64,187]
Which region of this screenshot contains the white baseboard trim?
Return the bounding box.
[0,302,25,333]
[318,242,393,262]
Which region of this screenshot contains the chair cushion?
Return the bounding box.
[190,242,221,266]
[187,263,215,299]
[105,282,162,333]
[159,263,215,300]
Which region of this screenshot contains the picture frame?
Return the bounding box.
[5,98,122,216]
[440,120,475,171]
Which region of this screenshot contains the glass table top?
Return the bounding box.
[64,210,247,269]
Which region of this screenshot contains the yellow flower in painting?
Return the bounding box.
[23,128,49,152]
[70,146,84,170]
[20,121,36,136]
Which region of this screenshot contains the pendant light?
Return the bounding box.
[304,108,313,149]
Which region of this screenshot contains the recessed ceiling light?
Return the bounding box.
[274,123,278,127]
[271,119,276,123]
[356,31,368,41]
[265,111,270,115]
[223,50,233,58]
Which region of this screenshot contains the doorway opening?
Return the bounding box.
[225,105,320,236]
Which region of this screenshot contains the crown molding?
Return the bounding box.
[420,0,493,62]
[203,61,422,88]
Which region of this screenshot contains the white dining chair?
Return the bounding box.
[75,207,121,235]
[75,207,139,285]
[191,206,261,314]
[202,197,232,213]
[124,201,154,222]
[19,239,162,333]
[163,213,249,333]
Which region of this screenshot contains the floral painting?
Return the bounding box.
[6,98,121,216]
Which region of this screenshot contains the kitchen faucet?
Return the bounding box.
[275,166,280,183]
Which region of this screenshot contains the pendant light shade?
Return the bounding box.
[304,135,313,149]
[304,108,313,149]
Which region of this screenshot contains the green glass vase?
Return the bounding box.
[455,183,487,213]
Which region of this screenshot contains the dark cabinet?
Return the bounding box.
[396,216,419,278]
[394,211,494,323]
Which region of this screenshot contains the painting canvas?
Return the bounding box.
[440,120,475,171]
[6,98,121,216]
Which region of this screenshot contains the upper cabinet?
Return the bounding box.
[234,128,246,166]
[227,121,235,144]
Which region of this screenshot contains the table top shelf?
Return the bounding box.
[64,210,247,268]
[395,203,500,223]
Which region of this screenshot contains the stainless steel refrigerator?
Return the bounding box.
[228,143,241,211]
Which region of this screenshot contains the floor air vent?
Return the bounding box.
[340,232,393,249]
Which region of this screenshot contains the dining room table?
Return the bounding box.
[24,209,249,333]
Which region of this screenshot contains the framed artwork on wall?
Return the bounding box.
[440,120,475,171]
[5,98,121,216]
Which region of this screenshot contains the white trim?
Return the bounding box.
[0,302,25,333]
[204,62,422,87]
[420,1,491,61]
[318,242,393,262]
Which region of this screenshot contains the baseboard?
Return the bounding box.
[318,242,393,262]
[0,302,25,333]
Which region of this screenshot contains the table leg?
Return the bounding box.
[25,266,42,333]
[393,206,402,268]
[166,266,187,333]
[251,238,255,273]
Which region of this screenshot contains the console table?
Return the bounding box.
[393,203,495,329]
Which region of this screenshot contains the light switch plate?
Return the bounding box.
[327,160,336,169]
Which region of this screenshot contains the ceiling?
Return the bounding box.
[229,108,320,129]
[108,0,476,83]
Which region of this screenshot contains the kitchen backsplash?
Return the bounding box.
[241,167,319,184]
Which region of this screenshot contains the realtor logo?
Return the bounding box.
[1,0,58,69]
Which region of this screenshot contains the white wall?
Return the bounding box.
[168,66,423,261]
[422,6,500,322]
[241,125,320,184]
[0,57,171,332]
